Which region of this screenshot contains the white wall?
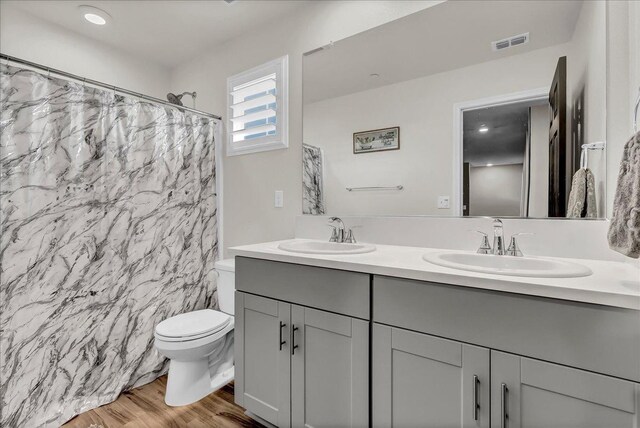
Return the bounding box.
[170,1,440,256]
[304,43,569,216]
[631,1,640,108]
[606,0,640,217]
[0,5,170,99]
[567,0,607,217]
[469,164,523,217]
[529,104,550,217]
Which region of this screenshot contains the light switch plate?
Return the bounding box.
[438,196,450,209]
[274,190,284,208]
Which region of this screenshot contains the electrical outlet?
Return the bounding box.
[274,190,284,208]
[438,196,450,209]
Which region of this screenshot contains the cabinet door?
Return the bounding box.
[235,292,291,428]
[291,305,369,428]
[373,324,490,428]
[491,351,640,428]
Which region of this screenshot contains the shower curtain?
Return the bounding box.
[0,64,220,427]
[302,143,325,215]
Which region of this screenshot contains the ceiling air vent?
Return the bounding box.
[492,32,529,51]
[494,40,510,51]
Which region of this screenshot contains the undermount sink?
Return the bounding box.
[278,240,376,255]
[423,251,592,278]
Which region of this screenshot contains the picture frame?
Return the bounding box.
[353,126,400,154]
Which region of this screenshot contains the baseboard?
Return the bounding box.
[244,410,277,428]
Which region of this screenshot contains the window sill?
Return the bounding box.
[226,140,288,156]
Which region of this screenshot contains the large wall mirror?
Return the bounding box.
[302,0,608,219]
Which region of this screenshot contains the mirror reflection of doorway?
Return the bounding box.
[462,99,550,217]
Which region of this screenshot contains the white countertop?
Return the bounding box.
[230,239,640,310]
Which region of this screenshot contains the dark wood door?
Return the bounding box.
[548,56,567,217]
[571,87,585,175]
[462,162,470,216]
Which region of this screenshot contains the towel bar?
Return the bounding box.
[346,185,404,191]
[581,142,605,150]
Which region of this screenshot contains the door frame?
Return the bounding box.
[452,88,549,216]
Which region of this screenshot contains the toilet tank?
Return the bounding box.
[215,258,235,315]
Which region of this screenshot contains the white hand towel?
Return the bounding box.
[566,168,597,218]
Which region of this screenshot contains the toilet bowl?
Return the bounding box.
[154,258,236,406]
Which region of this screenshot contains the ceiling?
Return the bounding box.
[3,0,309,68]
[304,0,583,104]
[463,100,548,167]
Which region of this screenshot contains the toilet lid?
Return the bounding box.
[155,309,230,340]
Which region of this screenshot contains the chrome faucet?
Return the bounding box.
[328,217,345,243]
[492,218,505,255]
[328,217,356,243]
[474,219,530,256]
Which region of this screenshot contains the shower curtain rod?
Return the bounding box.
[1,53,222,121]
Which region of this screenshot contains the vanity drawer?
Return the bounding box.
[236,257,370,319]
[373,275,640,382]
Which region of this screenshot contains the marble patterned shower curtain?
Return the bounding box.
[302,143,325,215]
[0,64,220,427]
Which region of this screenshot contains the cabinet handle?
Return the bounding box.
[279,321,286,351]
[291,325,299,355]
[472,374,480,421]
[501,383,508,428]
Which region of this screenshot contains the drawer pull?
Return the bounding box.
[279,321,286,351]
[473,374,480,421]
[501,383,509,428]
[291,325,299,355]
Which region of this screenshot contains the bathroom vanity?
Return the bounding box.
[233,240,640,428]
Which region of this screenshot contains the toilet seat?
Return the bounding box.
[155,309,230,342]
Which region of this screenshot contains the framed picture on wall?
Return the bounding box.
[353,127,400,154]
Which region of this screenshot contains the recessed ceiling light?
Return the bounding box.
[478,125,489,133]
[79,5,111,26]
[85,13,106,25]
[369,73,380,78]
[486,163,494,167]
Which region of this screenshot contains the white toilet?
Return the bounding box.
[154,258,236,406]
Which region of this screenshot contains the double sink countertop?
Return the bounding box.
[230,239,640,310]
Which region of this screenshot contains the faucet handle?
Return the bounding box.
[344,229,356,243]
[327,225,340,242]
[471,230,492,254]
[506,233,533,257]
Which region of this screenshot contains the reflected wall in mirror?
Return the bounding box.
[302,0,607,219]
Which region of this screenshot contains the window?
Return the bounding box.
[227,55,289,156]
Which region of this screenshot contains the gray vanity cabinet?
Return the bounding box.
[235,292,291,427]
[235,259,640,428]
[235,256,370,428]
[373,324,490,428]
[490,351,640,428]
[236,293,369,428]
[291,305,369,428]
